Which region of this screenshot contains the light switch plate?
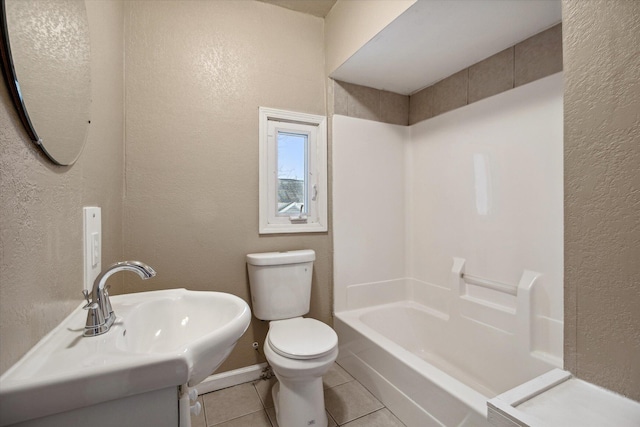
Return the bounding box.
[83,207,101,292]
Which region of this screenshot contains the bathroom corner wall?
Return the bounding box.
[123,1,329,374]
[409,24,562,125]
[333,75,564,361]
[0,1,125,374]
[563,0,640,401]
[408,74,564,356]
[332,116,409,312]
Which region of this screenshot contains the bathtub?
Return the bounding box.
[334,272,561,427]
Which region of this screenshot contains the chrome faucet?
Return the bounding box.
[82,261,156,337]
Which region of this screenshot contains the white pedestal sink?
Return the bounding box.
[0,289,251,426]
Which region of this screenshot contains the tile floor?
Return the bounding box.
[191,363,406,427]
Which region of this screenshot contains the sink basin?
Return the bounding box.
[115,289,251,386]
[0,289,251,426]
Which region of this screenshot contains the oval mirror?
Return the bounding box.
[1,0,91,166]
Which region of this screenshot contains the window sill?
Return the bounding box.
[259,222,327,234]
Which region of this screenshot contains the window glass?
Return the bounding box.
[277,131,308,215]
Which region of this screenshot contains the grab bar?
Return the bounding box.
[460,273,518,296]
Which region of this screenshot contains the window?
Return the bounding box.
[259,107,327,234]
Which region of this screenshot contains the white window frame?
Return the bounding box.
[259,107,327,234]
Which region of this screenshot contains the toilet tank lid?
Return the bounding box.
[246,249,315,266]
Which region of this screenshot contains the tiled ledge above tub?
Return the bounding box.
[330,24,562,127]
[331,80,409,126]
[487,369,640,427]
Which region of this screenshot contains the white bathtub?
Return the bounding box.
[334,275,561,427]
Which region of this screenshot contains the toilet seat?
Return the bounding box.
[268,318,337,360]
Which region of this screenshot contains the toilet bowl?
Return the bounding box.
[265,319,338,427]
[246,250,338,427]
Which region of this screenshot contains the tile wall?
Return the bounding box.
[331,80,409,125]
[331,24,562,126]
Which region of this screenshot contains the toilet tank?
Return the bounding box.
[246,250,315,321]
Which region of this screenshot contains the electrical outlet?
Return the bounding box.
[83,207,101,292]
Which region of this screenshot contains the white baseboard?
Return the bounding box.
[193,363,269,395]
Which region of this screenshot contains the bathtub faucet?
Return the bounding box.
[82,261,156,337]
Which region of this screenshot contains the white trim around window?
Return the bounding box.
[258,107,327,234]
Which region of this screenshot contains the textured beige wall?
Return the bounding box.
[325,0,415,75]
[563,0,640,401]
[0,1,124,374]
[123,1,330,373]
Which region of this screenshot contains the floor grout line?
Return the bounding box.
[208,409,272,427]
[197,363,395,427]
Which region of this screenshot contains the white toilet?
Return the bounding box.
[246,249,338,427]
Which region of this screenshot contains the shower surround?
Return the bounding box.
[332,73,563,426]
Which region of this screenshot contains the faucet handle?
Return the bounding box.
[81,289,92,308]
